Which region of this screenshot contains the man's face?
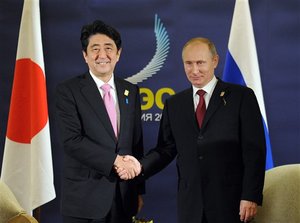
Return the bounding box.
[182,42,218,88]
[83,33,121,81]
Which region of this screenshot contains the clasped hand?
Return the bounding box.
[114,155,141,180]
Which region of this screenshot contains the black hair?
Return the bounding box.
[80,20,122,52]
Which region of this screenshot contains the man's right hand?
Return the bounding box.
[114,155,141,180]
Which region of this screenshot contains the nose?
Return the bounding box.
[191,63,199,74]
[96,48,107,59]
[98,49,106,58]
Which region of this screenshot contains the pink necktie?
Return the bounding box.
[196,89,206,128]
[101,84,117,137]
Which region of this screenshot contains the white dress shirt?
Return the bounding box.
[192,75,218,111]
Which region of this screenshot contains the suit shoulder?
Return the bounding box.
[57,73,86,87]
[115,76,136,86]
[166,88,191,104]
[222,81,254,94]
[115,77,139,92]
[55,74,91,98]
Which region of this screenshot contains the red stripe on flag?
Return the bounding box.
[7,58,48,144]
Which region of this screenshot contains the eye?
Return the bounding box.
[105,47,113,53]
[92,47,100,53]
[197,61,205,65]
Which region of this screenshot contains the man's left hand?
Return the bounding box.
[239,200,257,222]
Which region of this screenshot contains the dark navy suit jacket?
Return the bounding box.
[56,72,144,219]
[141,79,266,223]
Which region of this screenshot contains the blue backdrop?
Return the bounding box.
[0,0,299,222]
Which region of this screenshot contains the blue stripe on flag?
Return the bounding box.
[223,51,274,170]
[263,120,274,170]
[223,51,246,85]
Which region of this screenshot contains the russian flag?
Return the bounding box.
[1,0,56,213]
[223,0,274,170]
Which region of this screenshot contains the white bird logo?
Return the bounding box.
[125,14,170,84]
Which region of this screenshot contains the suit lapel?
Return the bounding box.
[80,73,116,141]
[202,80,230,129]
[115,78,127,140]
[180,88,200,133]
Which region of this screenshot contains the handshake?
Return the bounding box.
[114,155,142,180]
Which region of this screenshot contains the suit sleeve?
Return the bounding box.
[240,88,266,205]
[141,99,177,178]
[132,85,146,194]
[55,83,117,177]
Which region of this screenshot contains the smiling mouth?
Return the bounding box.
[191,77,202,81]
[96,61,109,65]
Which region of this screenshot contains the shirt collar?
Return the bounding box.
[192,75,218,96]
[89,71,115,90]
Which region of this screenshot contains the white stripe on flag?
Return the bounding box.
[1,0,56,214]
[223,0,274,170]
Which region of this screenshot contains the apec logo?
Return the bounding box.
[140,87,175,110]
[125,14,174,121]
[140,87,175,122]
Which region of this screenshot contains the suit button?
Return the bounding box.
[198,156,204,160]
[198,135,204,141]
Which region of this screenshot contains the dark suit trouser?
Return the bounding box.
[63,183,132,223]
[202,212,208,223]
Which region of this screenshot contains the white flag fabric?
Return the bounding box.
[1,0,56,213]
[223,0,274,170]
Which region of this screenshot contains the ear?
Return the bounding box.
[213,54,219,68]
[116,48,122,62]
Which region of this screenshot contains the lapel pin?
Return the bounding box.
[220,91,226,105]
[124,90,129,104]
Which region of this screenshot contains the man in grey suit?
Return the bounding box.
[56,20,143,223]
[119,37,266,223]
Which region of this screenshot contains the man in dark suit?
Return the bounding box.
[120,37,266,223]
[55,20,144,223]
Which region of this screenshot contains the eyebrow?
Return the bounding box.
[103,43,114,47]
[90,43,114,48]
[184,59,205,63]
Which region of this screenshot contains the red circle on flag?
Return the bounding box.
[6,59,48,144]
